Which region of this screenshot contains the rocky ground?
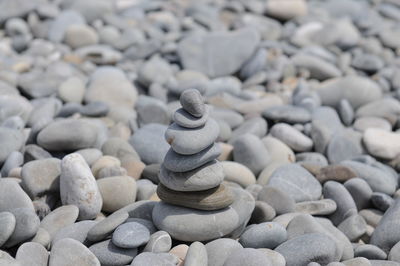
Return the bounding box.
[1,0,400,265]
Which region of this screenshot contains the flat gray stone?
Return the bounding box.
[205,238,243,266]
[239,222,287,249]
[16,242,49,266]
[39,205,79,240]
[165,118,219,155]
[131,252,179,266]
[37,119,98,151]
[163,143,221,172]
[223,248,272,266]
[89,239,137,266]
[233,134,270,175]
[152,202,239,242]
[0,179,34,212]
[270,123,313,152]
[275,233,338,266]
[267,164,322,202]
[258,186,295,215]
[337,214,367,241]
[371,198,400,253]
[184,241,207,266]
[159,160,224,192]
[0,128,24,164]
[130,123,169,164]
[112,222,150,249]
[178,28,260,78]
[262,105,311,124]
[50,238,100,266]
[21,158,61,198]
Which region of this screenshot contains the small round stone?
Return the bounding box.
[205,238,243,266]
[112,222,150,249]
[337,214,367,242]
[239,222,287,249]
[250,201,276,224]
[221,161,256,188]
[180,89,205,118]
[258,186,295,215]
[50,238,100,266]
[184,241,208,266]
[16,242,49,266]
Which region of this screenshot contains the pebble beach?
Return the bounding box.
[1,0,400,265]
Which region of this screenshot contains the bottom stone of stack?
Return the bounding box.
[156,183,234,211]
[152,202,239,242]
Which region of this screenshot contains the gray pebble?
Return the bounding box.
[222,248,272,266]
[112,222,150,249]
[344,178,373,211]
[262,105,311,124]
[52,220,97,246]
[239,222,287,249]
[184,241,207,266]
[206,238,243,266]
[250,201,276,224]
[354,244,387,260]
[337,214,367,242]
[87,211,128,242]
[89,239,137,266]
[163,143,221,172]
[5,208,40,248]
[179,89,205,118]
[275,233,338,266]
[131,252,179,266]
[173,106,209,129]
[258,186,295,215]
[268,164,322,202]
[0,212,16,247]
[371,192,394,212]
[50,238,99,266]
[270,123,313,152]
[16,242,49,266]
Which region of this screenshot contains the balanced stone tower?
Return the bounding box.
[152,89,239,242]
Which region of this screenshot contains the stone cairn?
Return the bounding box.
[155,88,235,240]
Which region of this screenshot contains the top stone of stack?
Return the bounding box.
[180,89,206,118]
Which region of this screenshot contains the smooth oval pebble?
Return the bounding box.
[239,222,287,249]
[270,123,313,152]
[316,165,357,184]
[363,128,400,160]
[37,119,97,151]
[0,179,34,212]
[221,161,256,188]
[112,222,150,249]
[131,252,179,266]
[354,244,387,260]
[323,181,357,225]
[337,214,367,242]
[163,143,221,172]
[97,176,137,213]
[262,105,311,124]
[157,183,234,211]
[89,239,137,266]
[184,241,207,266]
[180,89,205,118]
[152,202,239,242]
[250,201,276,224]
[258,186,295,215]
[233,134,270,175]
[60,153,102,220]
[222,248,272,266]
[159,160,224,192]
[165,118,219,155]
[50,238,100,266]
[268,164,322,202]
[173,106,209,129]
[205,238,243,266]
[16,242,48,266]
[275,233,338,266]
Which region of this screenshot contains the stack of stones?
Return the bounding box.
[154,89,237,241]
